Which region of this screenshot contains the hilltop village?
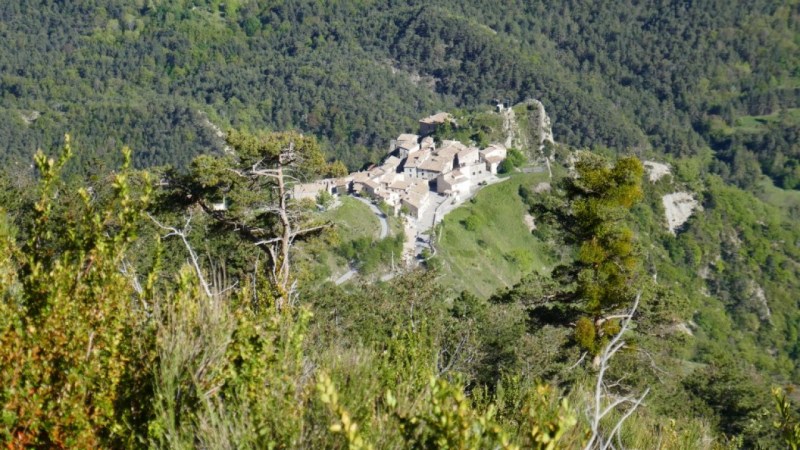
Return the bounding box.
[292,113,508,224]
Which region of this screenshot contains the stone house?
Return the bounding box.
[456,146,480,167]
[417,156,453,180]
[418,112,452,136]
[392,133,420,159]
[480,144,508,174]
[292,181,332,201]
[436,169,471,197]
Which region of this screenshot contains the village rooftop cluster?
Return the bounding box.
[292,113,508,218]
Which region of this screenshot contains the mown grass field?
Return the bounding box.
[434,172,554,298]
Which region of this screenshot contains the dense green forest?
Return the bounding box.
[1,1,798,180]
[2,0,800,448]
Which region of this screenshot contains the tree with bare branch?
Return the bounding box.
[584,294,649,450]
[162,130,335,309]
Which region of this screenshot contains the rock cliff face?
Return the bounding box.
[529,99,554,147]
[643,161,671,183]
[503,98,555,152]
[662,192,699,234]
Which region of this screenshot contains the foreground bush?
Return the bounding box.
[0,142,784,449]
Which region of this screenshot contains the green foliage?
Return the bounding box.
[3,1,800,436]
[388,377,517,450]
[574,317,597,354]
[338,233,404,275]
[317,373,373,450]
[462,213,482,231]
[683,362,777,446]
[0,143,782,449]
[437,172,552,297]
[434,110,505,147]
[530,152,644,317]
[316,189,335,210]
[517,384,580,450]
[499,148,526,174]
[0,138,151,447]
[162,129,333,304]
[2,0,796,185]
[772,387,800,450]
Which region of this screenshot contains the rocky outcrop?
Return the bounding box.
[19,110,40,125]
[197,111,233,155]
[643,161,671,183]
[529,99,554,146]
[662,192,699,234]
[502,107,520,149]
[503,99,555,151]
[523,213,536,232]
[748,280,772,322]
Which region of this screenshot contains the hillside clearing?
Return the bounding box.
[435,172,553,297]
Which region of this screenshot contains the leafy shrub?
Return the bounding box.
[0,140,151,447]
[462,214,482,231]
[574,317,597,353]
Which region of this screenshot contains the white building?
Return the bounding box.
[480,144,508,174]
[312,112,508,220]
[292,181,332,201]
[456,146,480,167]
[416,156,452,180]
[436,169,471,197]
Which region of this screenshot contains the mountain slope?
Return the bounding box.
[1,1,797,184]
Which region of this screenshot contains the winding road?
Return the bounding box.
[334,196,389,285]
[354,196,389,239]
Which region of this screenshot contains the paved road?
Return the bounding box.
[353,196,389,239]
[334,196,389,285]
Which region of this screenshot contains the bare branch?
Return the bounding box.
[147,213,213,299]
[567,352,588,371]
[585,294,645,450]
[120,258,143,296]
[602,388,650,450]
[254,237,283,246]
[438,334,469,376]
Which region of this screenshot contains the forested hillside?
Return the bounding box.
[2,1,800,448]
[1,1,798,182]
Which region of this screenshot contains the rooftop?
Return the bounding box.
[388,178,413,191]
[437,140,467,158]
[404,150,431,169]
[481,144,507,155]
[402,190,429,208]
[457,146,479,158]
[418,157,450,173]
[397,133,419,143]
[440,169,468,183]
[383,156,402,168]
[293,182,327,196]
[419,112,452,125]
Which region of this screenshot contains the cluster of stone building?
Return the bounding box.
[292,113,508,218]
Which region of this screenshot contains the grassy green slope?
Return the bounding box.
[325,197,381,242]
[294,197,380,283]
[435,172,553,297]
